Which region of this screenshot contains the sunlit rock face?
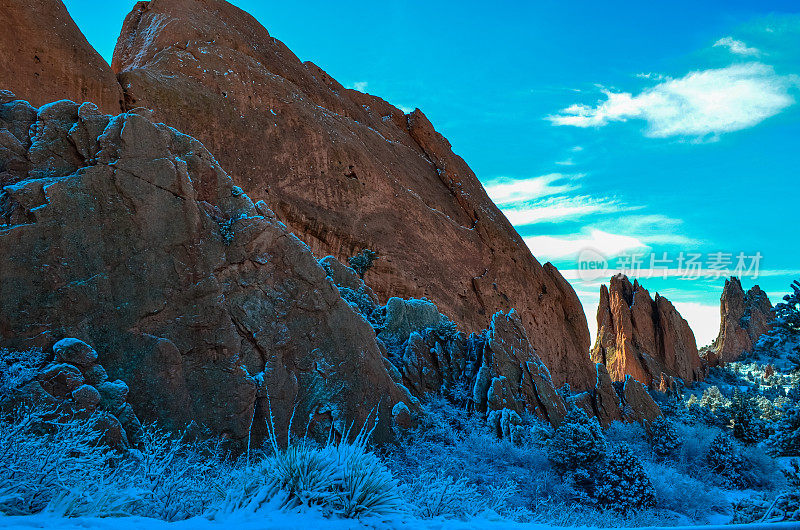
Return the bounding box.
[591,274,706,388]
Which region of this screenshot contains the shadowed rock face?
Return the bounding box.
[0,0,123,115]
[109,0,594,390]
[591,274,705,387]
[0,96,411,445]
[707,277,773,365]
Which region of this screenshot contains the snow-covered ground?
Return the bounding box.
[1,513,799,530]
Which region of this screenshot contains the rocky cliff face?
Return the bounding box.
[707,277,773,365]
[591,274,705,387]
[0,95,413,445]
[105,0,594,390]
[0,0,123,115]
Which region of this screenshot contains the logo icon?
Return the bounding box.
[576,248,609,281]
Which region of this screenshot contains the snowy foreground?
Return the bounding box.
[0,513,799,530]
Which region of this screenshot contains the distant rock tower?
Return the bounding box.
[706,277,773,365]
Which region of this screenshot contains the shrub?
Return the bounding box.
[400,471,517,519]
[347,249,378,279]
[0,408,139,516]
[705,433,750,488]
[0,348,47,399]
[647,416,682,457]
[217,412,402,519]
[547,407,606,472]
[642,461,727,521]
[595,445,656,513]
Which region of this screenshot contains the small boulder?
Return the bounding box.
[92,412,129,449]
[83,364,108,385]
[71,384,101,411]
[53,338,98,367]
[97,379,129,412]
[392,401,415,430]
[38,363,84,398]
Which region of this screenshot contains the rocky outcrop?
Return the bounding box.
[3,339,143,449]
[0,0,123,115]
[591,274,705,388]
[568,363,662,427]
[707,277,773,365]
[0,96,413,446]
[109,0,595,390]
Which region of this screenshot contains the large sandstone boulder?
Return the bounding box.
[110,0,594,390]
[0,96,411,445]
[0,0,123,115]
[707,277,773,365]
[591,274,705,387]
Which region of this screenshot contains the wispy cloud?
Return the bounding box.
[523,228,647,259]
[503,196,635,226]
[713,37,760,56]
[483,173,581,205]
[548,63,797,138]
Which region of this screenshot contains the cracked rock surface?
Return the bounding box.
[0,96,410,445]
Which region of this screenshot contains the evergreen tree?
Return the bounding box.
[706,433,749,488]
[768,388,800,456]
[774,280,800,334]
[595,445,656,513]
[647,416,682,457]
[546,407,606,472]
[731,389,766,445]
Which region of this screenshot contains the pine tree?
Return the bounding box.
[768,388,800,456]
[774,280,800,334]
[546,407,606,472]
[595,445,656,513]
[647,416,682,457]
[706,433,749,488]
[731,389,766,445]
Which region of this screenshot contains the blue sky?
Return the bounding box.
[64,0,800,345]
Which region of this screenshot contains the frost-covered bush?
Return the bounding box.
[385,396,570,514]
[0,408,138,516]
[642,461,727,520]
[400,471,517,519]
[706,433,750,488]
[0,348,47,399]
[595,445,656,513]
[546,407,606,472]
[647,416,682,457]
[217,414,402,519]
[129,425,234,521]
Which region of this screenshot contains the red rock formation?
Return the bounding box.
[0,96,412,445]
[0,0,123,115]
[707,277,773,365]
[110,0,595,390]
[591,274,705,387]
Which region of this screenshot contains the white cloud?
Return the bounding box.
[713,37,760,56]
[349,81,369,92]
[672,301,720,347]
[502,196,633,226]
[548,63,797,138]
[483,173,581,205]
[523,229,647,259]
